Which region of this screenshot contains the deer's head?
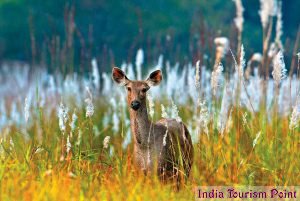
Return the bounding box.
[112,67,162,111]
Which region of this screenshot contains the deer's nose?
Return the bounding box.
[131,100,141,111]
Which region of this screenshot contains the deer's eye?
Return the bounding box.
[141,88,148,93]
[127,87,131,92]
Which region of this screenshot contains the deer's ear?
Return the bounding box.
[112,67,129,86]
[146,70,162,86]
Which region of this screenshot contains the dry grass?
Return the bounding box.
[0,100,299,200]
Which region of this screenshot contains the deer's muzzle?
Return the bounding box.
[131,100,141,111]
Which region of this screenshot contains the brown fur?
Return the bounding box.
[112,67,194,188]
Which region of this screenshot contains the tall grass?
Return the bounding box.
[0,0,300,200]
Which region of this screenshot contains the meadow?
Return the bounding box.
[0,0,300,200]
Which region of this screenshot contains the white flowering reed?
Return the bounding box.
[91,58,100,90]
[272,50,287,86]
[214,37,229,50]
[69,109,77,132]
[162,125,168,147]
[161,104,168,119]
[214,37,229,60]
[251,53,263,62]
[66,135,71,153]
[195,60,201,89]
[57,102,68,133]
[135,49,144,80]
[85,87,94,118]
[289,100,300,130]
[171,100,182,122]
[211,62,223,95]
[147,93,155,119]
[0,140,4,159]
[103,136,110,149]
[253,131,262,147]
[24,97,30,123]
[238,44,246,78]
[232,0,244,33]
[68,172,76,178]
[197,99,209,137]
[259,0,277,29]
[147,149,151,167]
[34,147,44,154]
[161,107,169,147]
[9,137,14,150]
[242,112,247,126]
[218,85,232,136]
[275,1,283,50]
[76,130,82,146]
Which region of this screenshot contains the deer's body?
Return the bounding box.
[112,68,193,186]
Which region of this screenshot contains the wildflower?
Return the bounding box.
[272,50,287,86]
[85,87,94,118]
[147,93,155,119]
[57,102,68,133]
[289,101,300,130]
[253,131,262,147]
[103,136,110,149]
[24,97,30,123]
[211,62,223,95]
[195,60,201,89]
[232,0,244,33]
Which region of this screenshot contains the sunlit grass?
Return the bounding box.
[0,98,299,200]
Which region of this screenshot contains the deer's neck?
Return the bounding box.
[129,103,151,147]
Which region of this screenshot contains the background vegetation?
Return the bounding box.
[0,0,299,72]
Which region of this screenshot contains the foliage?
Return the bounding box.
[0,0,299,70]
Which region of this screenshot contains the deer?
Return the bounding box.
[112,67,194,188]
